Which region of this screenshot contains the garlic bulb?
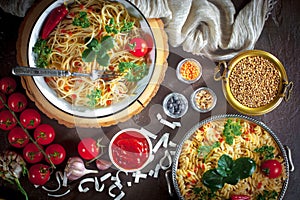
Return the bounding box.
[64,157,98,181]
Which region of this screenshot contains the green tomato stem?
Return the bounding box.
[0,95,56,169]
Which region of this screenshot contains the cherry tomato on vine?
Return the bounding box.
[0,77,17,94]
[28,163,50,186]
[127,37,148,57]
[8,92,28,112]
[20,108,41,129]
[23,143,44,164]
[0,92,6,109]
[0,110,17,131]
[261,159,282,179]
[8,126,29,148]
[34,124,55,145]
[45,143,66,165]
[78,138,100,160]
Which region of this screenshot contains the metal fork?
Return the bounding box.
[12,66,120,81]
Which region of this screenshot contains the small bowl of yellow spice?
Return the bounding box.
[176,58,202,84]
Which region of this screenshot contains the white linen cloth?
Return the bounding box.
[129,0,277,61]
[0,0,277,61]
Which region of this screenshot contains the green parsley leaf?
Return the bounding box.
[254,145,275,160]
[256,190,278,200]
[105,18,134,34]
[198,141,220,162]
[202,154,256,192]
[120,20,134,32]
[222,119,242,145]
[118,62,149,82]
[87,89,101,107]
[32,38,52,68]
[73,12,90,28]
[82,36,115,67]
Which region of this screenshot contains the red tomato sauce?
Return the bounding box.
[111,130,150,170]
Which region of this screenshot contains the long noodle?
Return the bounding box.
[42,0,147,107]
[176,118,287,200]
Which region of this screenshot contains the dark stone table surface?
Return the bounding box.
[0,0,299,199]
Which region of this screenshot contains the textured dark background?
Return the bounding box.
[0,0,299,199]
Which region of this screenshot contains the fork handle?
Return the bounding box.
[12,66,70,77]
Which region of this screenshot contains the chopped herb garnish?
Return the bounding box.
[222,119,242,145]
[87,89,101,107]
[32,39,52,68]
[120,20,134,32]
[73,11,90,28]
[82,36,115,66]
[256,190,278,200]
[198,141,220,162]
[193,187,216,199]
[254,145,275,160]
[118,62,148,82]
[105,18,134,34]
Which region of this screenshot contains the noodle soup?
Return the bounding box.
[28,0,156,117]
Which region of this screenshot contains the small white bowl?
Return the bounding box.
[163,92,188,118]
[176,58,202,84]
[190,87,217,113]
[109,128,152,172]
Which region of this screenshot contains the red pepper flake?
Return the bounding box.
[71,94,77,100]
[44,77,52,83]
[69,12,75,18]
[218,137,224,143]
[187,172,191,178]
[106,85,111,93]
[244,137,250,141]
[87,6,93,12]
[79,4,85,9]
[55,48,62,53]
[97,30,102,37]
[64,85,70,92]
[109,66,114,71]
[257,182,262,189]
[106,100,112,106]
[201,163,205,171]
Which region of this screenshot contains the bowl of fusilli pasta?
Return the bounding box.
[169,114,292,200]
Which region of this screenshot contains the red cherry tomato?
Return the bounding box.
[0,92,6,109]
[0,110,17,131]
[78,138,100,160]
[23,143,44,164]
[20,108,41,129]
[261,159,283,178]
[127,37,148,57]
[143,33,154,52]
[231,195,251,200]
[8,92,28,112]
[0,77,17,94]
[34,124,55,145]
[28,163,50,186]
[45,143,66,165]
[8,126,29,148]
